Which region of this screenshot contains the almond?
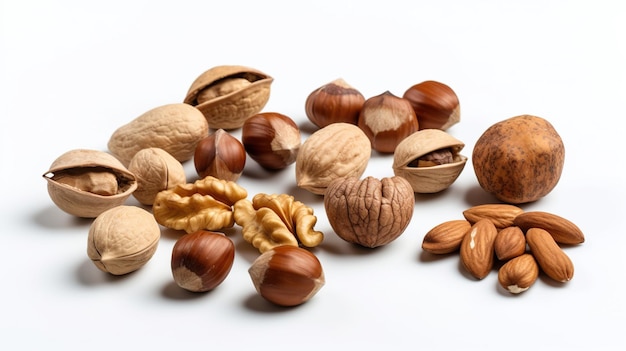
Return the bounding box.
[494,226,526,261]
[462,204,524,229]
[497,253,539,294]
[526,228,574,282]
[513,211,584,244]
[459,219,498,279]
[422,220,472,254]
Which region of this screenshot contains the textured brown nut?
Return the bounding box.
[402,80,461,130]
[171,230,235,292]
[472,115,565,204]
[296,123,371,195]
[233,193,324,253]
[357,91,419,153]
[392,129,467,193]
[43,149,137,218]
[459,219,498,279]
[513,211,585,245]
[421,220,471,254]
[249,245,325,307]
[305,78,365,127]
[152,176,248,233]
[108,103,209,165]
[87,206,160,275]
[526,228,574,282]
[498,253,539,294]
[324,176,415,248]
[241,112,301,170]
[128,148,187,206]
[463,204,524,229]
[184,65,273,130]
[194,129,246,182]
[494,226,527,261]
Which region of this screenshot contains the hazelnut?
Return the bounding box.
[241,112,301,170]
[171,230,235,292]
[305,78,365,128]
[357,91,419,153]
[402,80,460,130]
[194,129,246,182]
[248,245,325,307]
[472,115,565,204]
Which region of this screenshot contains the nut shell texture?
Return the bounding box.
[296,123,371,195]
[87,206,160,275]
[43,149,137,218]
[305,78,365,128]
[324,176,415,248]
[108,103,209,165]
[402,80,460,130]
[128,147,186,205]
[472,115,565,204]
[184,65,273,129]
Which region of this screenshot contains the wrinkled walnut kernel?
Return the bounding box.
[407,148,454,167]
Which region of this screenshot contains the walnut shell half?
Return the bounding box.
[184,65,273,130]
[392,129,467,193]
[324,176,415,248]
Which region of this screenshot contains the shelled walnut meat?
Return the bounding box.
[324,176,415,248]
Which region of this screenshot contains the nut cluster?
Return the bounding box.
[421,204,584,294]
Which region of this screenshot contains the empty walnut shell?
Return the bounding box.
[392,129,467,193]
[184,65,273,130]
[43,149,137,218]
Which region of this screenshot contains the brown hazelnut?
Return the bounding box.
[402,80,460,130]
[194,129,246,181]
[248,245,325,307]
[305,78,365,128]
[241,112,301,170]
[171,230,235,292]
[357,91,419,153]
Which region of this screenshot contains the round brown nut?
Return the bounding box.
[472,115,565,204]
[128,147,186,206]
[87,205,160,275]
[402,80,461,130]
[305,78,365,128]
[183,65,273,130]
[241,112,301,170]
[43,149,137,218]
[324,176,415,248]
[194,129,246,182]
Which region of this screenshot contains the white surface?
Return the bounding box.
[2,1,625,350]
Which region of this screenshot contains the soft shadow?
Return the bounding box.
[285,183,325,205]
[75,258,136,286]
[318,231,397,257]
[463,184,501,207]
[160,281,211,301]
[242,293,302,313]
[234,237,264,264]
[32,205,93,230]
[417,250,457,263]
[297,120,319,136]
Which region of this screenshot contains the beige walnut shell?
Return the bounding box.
[87,205,160,275]
[184,65,273,130]
[296,123,371,195]
[324,176,415,248]
[43,149,137,218]
[152,176,248,233]
[233,193,324,253]
[128,148,187,205]
[108,103,209,165]
[392,129,467,193]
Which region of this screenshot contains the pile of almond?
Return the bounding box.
[421,204,585,294]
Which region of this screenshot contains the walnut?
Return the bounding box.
[324,176,415,248]
[233,193,324,253]
[152,176,248,233]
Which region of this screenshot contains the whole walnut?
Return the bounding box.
[472,115,565,204]
[323,176,415,248]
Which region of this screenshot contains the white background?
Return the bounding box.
[2,1,625,350]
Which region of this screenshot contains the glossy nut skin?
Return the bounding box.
[194,129,246,182]
[184,65,273,130]
[357,91,419,153]
[305,78,365,128]
[248,245,325,307]
[241,112,301,170]
[171,230,235,292]
[402,80,460,130]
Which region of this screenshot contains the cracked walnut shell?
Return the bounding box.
[233,193,324,253]
[152,176,248,233]
[324,176,414,248]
